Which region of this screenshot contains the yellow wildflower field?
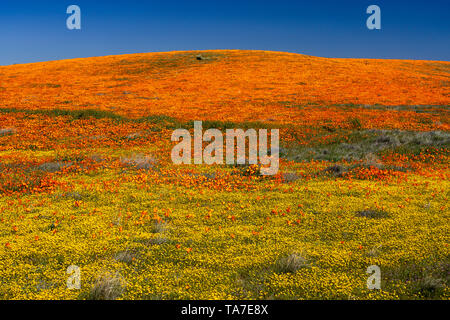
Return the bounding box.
[0,51,448,300]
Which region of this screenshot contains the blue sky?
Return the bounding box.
[0,0,449,65]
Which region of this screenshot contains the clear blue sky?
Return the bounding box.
[0,0,449,65]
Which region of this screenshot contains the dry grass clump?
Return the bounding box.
[281,172,300,183]
[151,221,168,234]
[357,209,390,219]
[88,154,106,163]
[120,154,158,170]
[0,128,16,137]
[275,252,310,274]
[88,272,126,300]
[372,129,449,147]
[126,132,142,140]
[145,221,170,245]
[114,250,136,264]
[363,153,383,168]
[323,164,347,177]
[36,161,73,173]
[415,276,446,298]
[147,235,170,245]
[366,245,383,257]
[384,261,449,299]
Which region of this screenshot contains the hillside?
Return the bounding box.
[1,50,449,124]
[0,51,448,300]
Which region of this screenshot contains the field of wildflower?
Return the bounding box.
[0,50,448,300]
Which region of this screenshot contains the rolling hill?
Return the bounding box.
[0,51,448,300]
[1,50,449,123]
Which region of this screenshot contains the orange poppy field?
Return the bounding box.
[0,50,448,299]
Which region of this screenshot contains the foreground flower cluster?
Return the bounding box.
[0,50,448,300]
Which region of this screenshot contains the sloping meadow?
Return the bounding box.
[0,51,448,299]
